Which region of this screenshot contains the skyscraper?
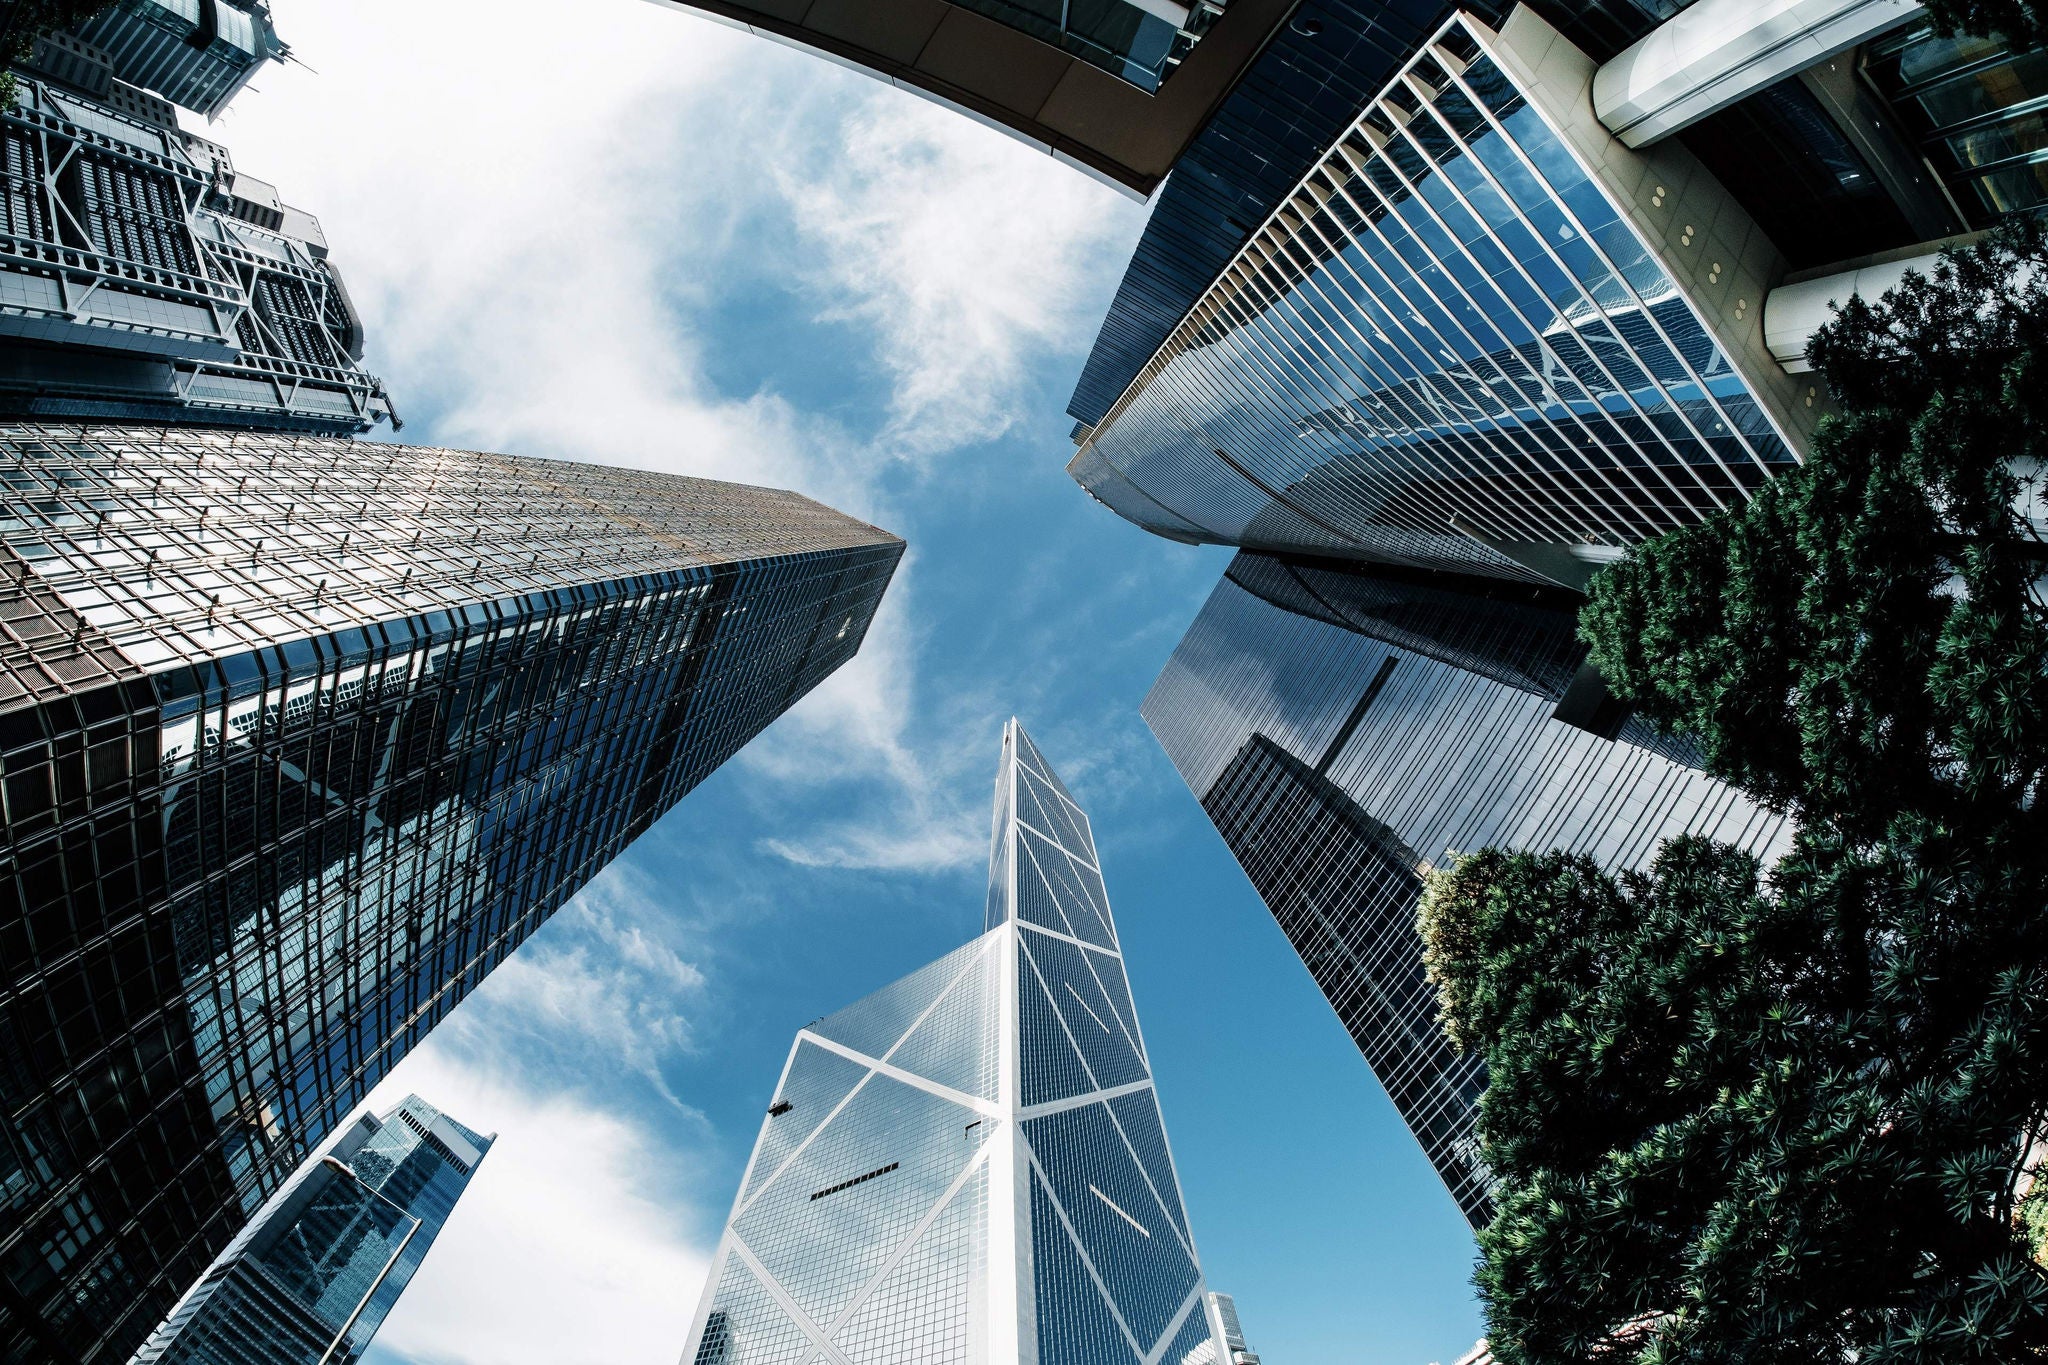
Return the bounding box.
[0,423,903,1363]
[1204,1292,1260,1365]
[1,39,391,433]
[1069,7,1821,585]
[1064,0,2041,584]
[679,721,1228,1365]
[1143,552,1788,1221]
[132,1094,491,1365]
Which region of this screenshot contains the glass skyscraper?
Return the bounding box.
[0,423,903,1363]
[680,721,1229,1365]
[1070,9,1819,587]
[132,1094,490,1365]
[1143,552,1788,1221]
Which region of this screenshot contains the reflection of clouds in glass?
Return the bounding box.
[1150,564,1792,876]
[1078,21,1796,574]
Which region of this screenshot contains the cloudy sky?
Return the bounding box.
[202,3,1486,1361]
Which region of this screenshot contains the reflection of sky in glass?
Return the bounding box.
[1146,567,1791,880]
[1079,19,1798,573]
[1144,558,1794,1224]
[689,727,1224,1365]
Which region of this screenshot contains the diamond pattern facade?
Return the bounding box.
[681,722,1226,1365]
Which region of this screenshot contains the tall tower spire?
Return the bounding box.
[680,721,1225,1365]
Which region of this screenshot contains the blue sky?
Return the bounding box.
[207,4,1486,1360]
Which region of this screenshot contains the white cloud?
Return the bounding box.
[215,0,1142,877]
[353,871,722,1365]
[463,870,712,1111]
[739,550,993,872]
[358,1047,711,1365]
[204,5,1151,1358]
[778,97,1143,455]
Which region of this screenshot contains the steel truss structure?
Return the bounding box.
[0,74,392,434]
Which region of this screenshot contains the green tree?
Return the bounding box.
[1422,221,2048,1363]
[0,1,116,102]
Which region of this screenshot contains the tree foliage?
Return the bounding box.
[1920,0,2048,53]
[0,1,116,101]
[1424,221,2048,1363]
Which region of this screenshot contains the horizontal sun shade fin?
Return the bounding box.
[809,1162,900,1202]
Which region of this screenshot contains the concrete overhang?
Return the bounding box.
[641,0,1300,197]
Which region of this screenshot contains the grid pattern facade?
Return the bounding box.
[0,424,903,1364]
[0,76,388,434]
[1062,0,1714,430]
[1142,553,1788,1222]
[680,723,1225,1365]
[1072,14,1800,582]
[134,1094,491,1365]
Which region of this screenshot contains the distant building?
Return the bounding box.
[1144,552,1788,1221]
[679,721,1230,1365]
[132,1095,491,1365]
[1,39,392,433]
[1206,1291,1262,1364]
[0,423,903,1363]
[69,0,289,119]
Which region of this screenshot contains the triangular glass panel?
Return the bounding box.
[735,1071,982,1330]
[1030,1170,1141,1365]
[813,936,987,1065]
[1018,942,1099,1107]
[688,1251,815,1365]
[1023,931,1148,1093]
[887,934,1000,1101]
[1062,847,1116,945]
[986,749,1013,931]
[832,1158,988,1365]
[1015,834,1081,941]
[1010,765,1062,844]
[1157,1295,1223,1365]
[1019,825,1114,949]
[1107,1089,1192,1246]
[1081,944,1143,1063]
[744,1040,874,1204]
[1024,1101,1201,1351]
[1012,726,1078,808]
[1015,765,1091,864]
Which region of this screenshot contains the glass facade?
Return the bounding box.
[950,0,1227,93]
[680,722,1227,1365]
[1865,22,2048,226]
[2,71,389,434]
[0,423,903,1363]
[1066,0,1491,429]
[132,1094,490,1365]
[1071,13,1802,582]
[1061,0,1726,430]
[1142,553,1788,1222]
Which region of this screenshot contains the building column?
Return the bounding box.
[1592,0,1926,147]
